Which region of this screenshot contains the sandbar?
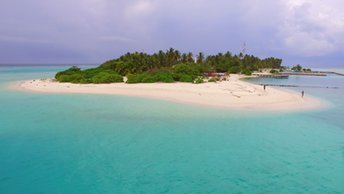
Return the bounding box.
[15,74,326,111]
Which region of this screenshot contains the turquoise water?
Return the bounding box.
[0,66,344,193]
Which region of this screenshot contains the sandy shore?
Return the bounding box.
[15,75,326,111]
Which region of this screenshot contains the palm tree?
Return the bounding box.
[187,52,194,63]
[158,50,166,67]
[197,52,204,64]
[174,50,181,63]
[166,48,176,67]
[181,53,188,63]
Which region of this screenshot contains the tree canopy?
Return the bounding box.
[291,64,303,72]
[55,48,283,84]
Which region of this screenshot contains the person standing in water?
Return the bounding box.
[301,91,304,98]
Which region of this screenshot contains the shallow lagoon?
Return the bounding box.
[0,66,343,193]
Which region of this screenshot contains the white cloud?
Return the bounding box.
[126,0,155,17]
[284,31,334,55]
[1,0,344,65]
[278,0,344,56]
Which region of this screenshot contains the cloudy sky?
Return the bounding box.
[1,0,344,67]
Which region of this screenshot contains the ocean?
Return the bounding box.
[0,66,343,193]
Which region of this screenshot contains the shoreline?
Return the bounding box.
[13,74,327,111]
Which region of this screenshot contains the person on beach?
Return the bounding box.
[301,91,304,98]
[263,85,266,90]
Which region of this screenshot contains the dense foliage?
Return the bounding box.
[291,64,303,72]
[270,69,279,74]
[291,65,312,72]
[55,67,123,83]
[56,48,283,84]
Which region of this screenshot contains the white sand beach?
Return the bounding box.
[16,74,326,111]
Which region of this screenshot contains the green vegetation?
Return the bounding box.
[92,72,123,83]
[291,64,312,72]
[241,69,252,76]
[270,69,279,74]
[55,66,123,83]
[56,48,283,84]
[208,77,220,82]
[194,77,204,84]
[126,72,174,83]
[291,64,302,72]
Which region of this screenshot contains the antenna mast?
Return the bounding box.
[240,42,246,60]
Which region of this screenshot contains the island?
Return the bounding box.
[17,49,326,111]
[54,48,283,84]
